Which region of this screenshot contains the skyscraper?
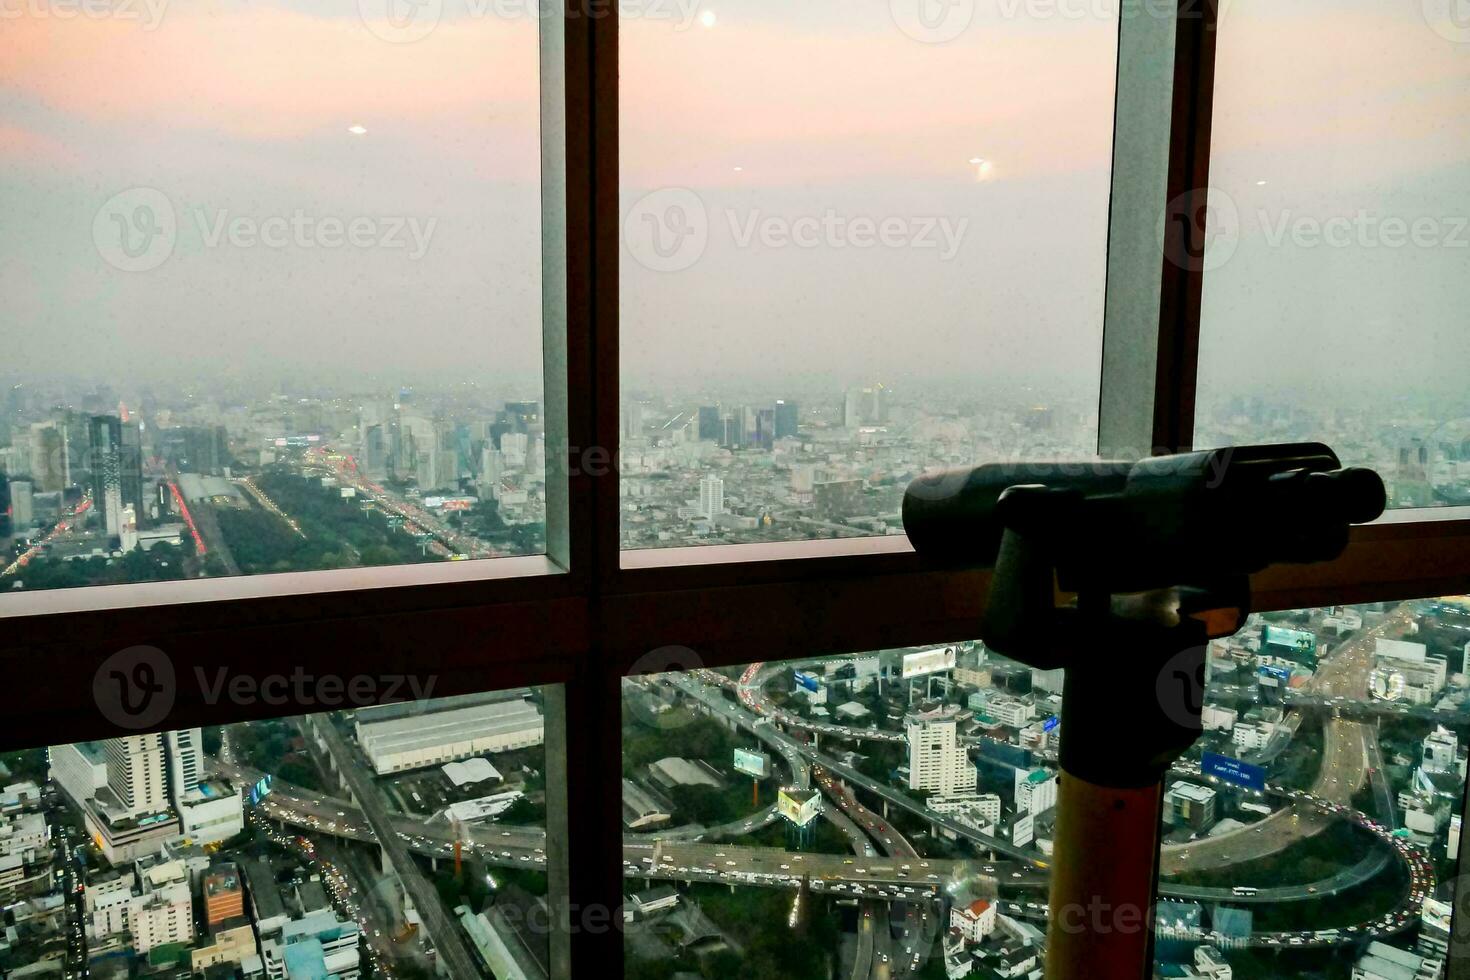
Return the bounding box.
[774,400,798,440]
[164,729,204,806]
[697,406,721,442]
[103,734,169,818]
[907,720,977,799]
[698,476,725,520]
[88,415,146,536]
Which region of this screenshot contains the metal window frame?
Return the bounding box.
[3,1,1470,977]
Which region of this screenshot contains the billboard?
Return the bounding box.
[734,749,770,779]
[1376,638,1427,663]
[1011,813,1034,847]
[794,671,821,693]
[1257,665,1292,687]
[778,788,821,827]
[902,646,958,679]
[1200,752,1266,792]
[1263,626,1316,654]
[1042,716,1060,733]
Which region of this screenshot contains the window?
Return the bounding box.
[617,1,1116,551]
[1,2,1467,980]
[5,687,556,976]
[1,0,545,594]
[1192,0,1470,511]
[623,645,1059,978]
[1156,598,1470,978]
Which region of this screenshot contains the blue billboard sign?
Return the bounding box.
[1257,665,1292,684]
[795,671,820,693]
[1042,716,1060,733]
[1201,752,1266,792]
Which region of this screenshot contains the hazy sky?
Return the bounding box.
[1,0,1465,400]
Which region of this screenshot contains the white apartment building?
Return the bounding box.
[950,899,997,944]
[907,720,977,799]
[129,881,193,955]
[985,694,1034,728]
[698,475,725,519]
[1014,769,1059,816]
[105,735,170,818]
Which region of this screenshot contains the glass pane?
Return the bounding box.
[1194,0,1470,510]
[618,2,1115,550]
[7,686,556,978]
[1155,597,1470,979]
[1,1,545,595]
[623,643,1059,978]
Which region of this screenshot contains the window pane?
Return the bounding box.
[1194,0,1470,510]
[1,2,546,595]
[618,3,1115,550]
[1154,598,1470,978]
[623,643,1059,977]
[10,686,555,977]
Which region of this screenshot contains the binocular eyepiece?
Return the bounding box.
[903,443,1385,593]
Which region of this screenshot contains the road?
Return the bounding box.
[307,715,485,979]
[1162,605,1413,874]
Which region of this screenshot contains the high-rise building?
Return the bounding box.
[1422,727,1458,775]
[774,400,799,440]
[907,720,977,799]
[9,479,33,531]
[504,401,541,434]
[1014,768,1059,816]
[697,406,721,442]
[698,476,725,520]
[103,735,169,818]
[1162,780,1217,830]
[28,422,66,493]
[164,729,204,806]
[754,408,776,450]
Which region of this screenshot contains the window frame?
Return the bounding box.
[4,1,1469,977]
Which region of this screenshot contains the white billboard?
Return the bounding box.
[1376,638,1427,663]
[733,749,770,779]
[1011,813,1034,847]
[903,646,958,679]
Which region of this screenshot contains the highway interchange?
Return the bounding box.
[223,603,1444,972]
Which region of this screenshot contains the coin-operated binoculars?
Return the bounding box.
[904,443,1385,980]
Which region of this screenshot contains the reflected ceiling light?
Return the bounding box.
[699,9,717,27]
[347,124,368,136]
